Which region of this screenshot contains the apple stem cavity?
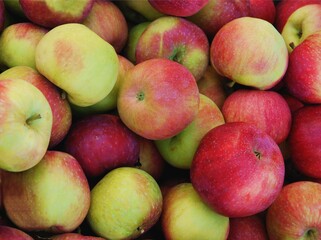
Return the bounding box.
[254,150,261,160]
[168,46,185,63]
[306,228,318,240]
[26,113,42,125]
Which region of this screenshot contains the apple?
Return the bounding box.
[82,0,128,53]
[266,181,321,239]
[197,65,229,109]
[35,23,119,107]
[161,182,229,239]
[87,167,163,240]
[64,114,140,179]
[228,214,269,240]
[282,93,305,114]
[148,0,209,17]
[0,0,5,31]
[191,122,285,218]
[51,233,105,240]
[155,94,225,169]
[0,79,52,172]
[210,17,288,90]
[188,0,276,40]
[282,4,321,52]
[288,105,321,178]
[135,16,209,81]
[222,89,292,144]
[284,30,321,104]
[117,58,200,140]
[19,0,94,28]
[2,151,91,233]
[0,225,33,240]
[0,22,48,70]
[0,65,72,149]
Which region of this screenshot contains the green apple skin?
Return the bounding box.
[0,79,52,172]
[155,94,225,169]
[162,183,229,240]
[282,4,321,53]
[211,17,289,90]
[0,66,72,149]
[87,167,163,240]
[35,23,119,107]
[121,0,163,21]
[0,22,48,69]
[2,151,91,233]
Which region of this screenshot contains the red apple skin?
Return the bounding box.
[0,66,72,149]
[282,93,305,114]
[64,114,140,179]
[0,0,6,32]
[275,0,321,32]
[284,31,321,104]
[222,89,292,144]
[0,225,33,240]
[228,214,269,240]
[51,233,105,240]
[266,181,321,239]
[19,0,94,28]
[148,0,209,17]
[191,122,285,218]
[288,105,321,178]
[83,0,128,53]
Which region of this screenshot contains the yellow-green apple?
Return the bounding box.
[124,21,150,64]
[288,105,321,178]
[210,17,288,90]
[135,16,209,81]
[282,4,321,52]
[64,114,140,179]
[51,233,105,240]
[19,0,94,28]
[275,0,321,33]
[0,66,72,149]
[0,22,48,69]
[35,23,119,107]
[266,181,321,239]
[0,225,33,240]
[188,0,276,40]
[227,214,269,240]
[197,65,229,109]
[222,89,292,144]
[2,151,91,233]
[117,58,200,140]
[70,55,133,116]
[118,0,163,21]
[82,0,128,53]
[0,79,52,172]
[87,167,163,240]
[161,182,229,240]
[148,0,209,17]
[284,30,321,104]
[155,94,225,169]
[191,122,285,218]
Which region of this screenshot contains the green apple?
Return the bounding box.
[162,183,229,240]
[87,167,163,239]
[35,23,119,107]
[155,94,225,169]
[0,79,52,172]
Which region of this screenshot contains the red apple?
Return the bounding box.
[117,58,200,140]
[0,225,33,240]
[0,0,5,32]
[222,89,292,144]
[191,122,285,218]
[266,181,321,239]
[51,233,105,240]
[83,0,128,53]
[64,114,140,179]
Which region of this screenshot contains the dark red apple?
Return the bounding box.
[0,225,33,240]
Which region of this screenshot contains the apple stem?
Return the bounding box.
[26,113,41,125]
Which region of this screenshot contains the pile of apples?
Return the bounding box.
[0,0,321,239]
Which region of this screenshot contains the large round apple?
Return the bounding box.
[190,122,285,218]
[117,58,200,140]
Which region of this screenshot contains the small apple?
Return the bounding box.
[35,23,119,107]
[2,151,91,233]
[117,58,200,140]
[210,17,288,90]
[87,167,163,240]
[266,181,321,239]
[0,225,33,240]
[135,16,209,81]
[19,0,94,28]
[0,79,52,172]
[191,122,285,218]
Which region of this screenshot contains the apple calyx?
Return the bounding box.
[254,150,261,160]
[26,113,41,125]
[168,45,186,63]
[136,91,145,101]
[305,228,318,240]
